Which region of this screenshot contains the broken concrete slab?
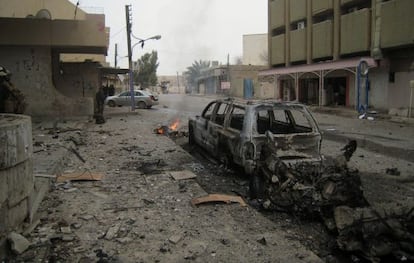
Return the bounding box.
[8,232,30,254]
[170,170,197,181]
[105,224,121,240]
[168,234,182,244]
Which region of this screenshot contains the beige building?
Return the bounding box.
[196,65,267,98]
[260,0,414,116]
[0,0,109,118]
[242,34,268,66]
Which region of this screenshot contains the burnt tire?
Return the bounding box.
[137,101,146,109]
[249,175,265,199]
[108,100,116,107]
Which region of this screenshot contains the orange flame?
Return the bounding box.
[156,127,165,134]
[169,119,180,131]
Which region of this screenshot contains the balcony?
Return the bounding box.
[271,34,285,65]
[312,0,333,15]
[380,0,414,49]
[270,0,285,30]
[290,0,307,22]
[312,20,333,59]
[290,28,306,62]
[340,8,371,55]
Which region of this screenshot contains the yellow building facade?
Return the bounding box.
[262,0,414,116]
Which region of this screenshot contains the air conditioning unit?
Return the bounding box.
[297,21,305,30]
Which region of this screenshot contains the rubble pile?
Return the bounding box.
[257,150,414,261]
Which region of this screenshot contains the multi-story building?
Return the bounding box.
[260,0,414,116]
[243,34,268,66]
[0,0,110,118]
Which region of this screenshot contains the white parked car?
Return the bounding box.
[105,90,159,109]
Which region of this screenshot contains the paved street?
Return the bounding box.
[11,93,413,262]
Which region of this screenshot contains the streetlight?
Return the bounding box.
[125,5,161,111]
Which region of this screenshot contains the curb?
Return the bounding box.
[323,132,414,163]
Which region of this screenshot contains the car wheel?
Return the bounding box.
[249,174,265,199]
[108,100,116,107]
[137,101,146,109]
[188,124,195,145]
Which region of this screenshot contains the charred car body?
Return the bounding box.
[188,98,322,175]
[189,99,414,261]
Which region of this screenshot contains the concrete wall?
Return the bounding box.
[0,0,87,20]
[55,62,100,98]
[243,34,268,66]
[0,115,33,250]
[380,0,414,49]
[369,63,389,110]
[0,47,93,118]
[388,71,414,115]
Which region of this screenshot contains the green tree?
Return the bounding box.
[133,51,159,89]
[184,60,211,92]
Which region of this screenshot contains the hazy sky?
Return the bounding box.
[69,0,267,75]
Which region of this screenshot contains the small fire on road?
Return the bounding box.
[155,119,186,138]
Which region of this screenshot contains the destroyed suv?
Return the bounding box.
[188,98,322,180]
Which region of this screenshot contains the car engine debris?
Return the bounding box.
[255,139,414,261]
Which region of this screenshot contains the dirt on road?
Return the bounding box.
[8,104,414,263]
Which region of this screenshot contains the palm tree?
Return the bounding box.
[184,60,211,93]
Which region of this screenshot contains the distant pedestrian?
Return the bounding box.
[95,86,106,124]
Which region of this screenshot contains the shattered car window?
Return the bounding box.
[213,102,228,126]
[202,102,216,120]
[229,106,245,131]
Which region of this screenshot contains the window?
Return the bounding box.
[257,109,271,134]
[213,103,228,125]
[229,106,245,131]
[202,102,216,120]
[289,109,312,131]
[120,92,130,97]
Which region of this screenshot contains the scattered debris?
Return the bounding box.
[79,215,94,221]
[386,167,401,176]
[8,232,30,254]
[170,170,197,181]
[104,224,121,240]
[56,171,104,183]
[60,226,72,234]
[191,194,247,207]
[169,234,183,244]
[334,205,414,262]
[69,147,86,162]
[257,237,267,246]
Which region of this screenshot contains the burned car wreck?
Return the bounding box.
[188,98,414,261]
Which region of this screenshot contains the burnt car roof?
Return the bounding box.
[214,97,306,108]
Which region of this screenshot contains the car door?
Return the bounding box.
[192,101,217,149]
[118,91,130,106]
[225,105,246,165]
[205,102,229,155]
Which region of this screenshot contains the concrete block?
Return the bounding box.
[0,114,32,169]
[8,232,30,254]
[7,199,28,230]
[3,160,34,208]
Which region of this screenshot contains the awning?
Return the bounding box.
[99,67,129,75]
[259,57,377,76]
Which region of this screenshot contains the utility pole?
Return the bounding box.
[114,43,118,68]
[176,72,180,93]
[125,5,135,111]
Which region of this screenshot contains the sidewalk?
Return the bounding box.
[310,106,414,162]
